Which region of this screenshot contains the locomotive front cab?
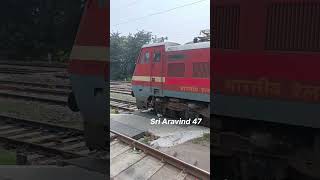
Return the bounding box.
[132,47,150,109]
[132,42,179,109]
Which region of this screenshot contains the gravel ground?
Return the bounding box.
[0,96,82,129]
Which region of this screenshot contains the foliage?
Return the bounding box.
[0,0,84,61]
[110,30,154,80]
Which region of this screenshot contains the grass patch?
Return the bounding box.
[138,133,158,145]
[0,150,16,165]
[110,108,119,114]
[192,133,210,144]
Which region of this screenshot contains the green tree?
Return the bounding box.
[110,30,153,80]
[0,0,84,61]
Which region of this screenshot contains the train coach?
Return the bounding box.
[131,41,210,121]
[213,0,320,179]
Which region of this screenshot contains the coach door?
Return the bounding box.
[150,46,164,96]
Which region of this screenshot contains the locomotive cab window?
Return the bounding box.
[143,51,150,64]
[153,51,161,62]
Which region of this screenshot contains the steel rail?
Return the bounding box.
[0,61,67,68]
[0,91,67,106]
[0,80,71,89]
[110,130,211,180]
[0,114,85,159]
[0,84,70,96]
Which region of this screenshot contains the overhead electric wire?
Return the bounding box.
[112,0,208,27]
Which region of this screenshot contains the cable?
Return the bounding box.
[112,0,208,27]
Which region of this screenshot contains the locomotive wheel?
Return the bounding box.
[67,92,80,112]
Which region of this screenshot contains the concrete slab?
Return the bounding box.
[111,113,210,147]
[0,166,105,180]
[110,117,145,139]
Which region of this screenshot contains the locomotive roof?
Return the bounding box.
[142,41,210,52]
[165,41,210,52]
[142,42,180,48]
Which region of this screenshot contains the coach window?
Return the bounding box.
[153,51,161,62]
[143,52,150,64]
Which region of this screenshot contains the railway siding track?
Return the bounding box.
[110,98,137,112]
[0,85,137,112]
[0,79,137,112]
[0,80,71,90]
[0,61,67,68]
[0,91,68,106]
[0,84,70,96]
[110,130,210,180]
[0,68,63,75]
[0,83,130,97]
[0,114,91,161]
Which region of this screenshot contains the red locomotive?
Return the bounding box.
[132,41,210,121]
[67,0,108,150]
[213,0,320,179]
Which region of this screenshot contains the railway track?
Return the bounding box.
[0,80,71,89]
[0,84,70,96]
[0,90,67,106]
[0,61,67,68]
[0,84,137,112]
[0,114,93,164]
[110,98,137,112]
[110,89,131,95]
[0,80,131,95]
[0,80,131,93]
[0,90,137,110]
[110,130,210,179]
[0,114,210,179]
[0,68,63,75]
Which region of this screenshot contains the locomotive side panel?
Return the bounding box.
[213,0,320,128]
[164,47,210,102]
[213,0,320,178]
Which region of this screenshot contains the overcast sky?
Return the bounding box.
[110,0,210,44]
